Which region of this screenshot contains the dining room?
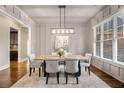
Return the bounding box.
[0,4,124,88]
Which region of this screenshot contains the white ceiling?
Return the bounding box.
[18,5,104,23]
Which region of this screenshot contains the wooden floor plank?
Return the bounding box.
[0,61,27,88]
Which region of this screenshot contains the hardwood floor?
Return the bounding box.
[0,61,124,88]
[0,61,27,88]
[91,65,124,88]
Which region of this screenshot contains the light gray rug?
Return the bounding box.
[11,68,110,88]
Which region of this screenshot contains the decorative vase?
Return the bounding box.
[59,54,62,58]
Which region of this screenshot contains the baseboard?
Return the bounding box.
[0,64,9,71]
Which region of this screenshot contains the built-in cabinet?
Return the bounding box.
[103,6,110,19]
[96,11,103,23]
[120,68,124,81]
[110,6,119,15]
[103,62,110,72]
[92,5,124,26]
[0,5,30,26]
[92,57,124,83]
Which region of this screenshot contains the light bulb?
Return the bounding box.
[70,29,74,33]
[57,29,60,34]
[52,29,56,34]
[61,29,65,33]
[66,29,69,33]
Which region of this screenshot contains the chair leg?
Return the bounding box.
[65,73,68,84]
[46,73,49,84]
[39,68,41,77]
[57,72,59,84]
[88,67,90,76]
[85,67,87,72]
[33,68,35,73]
[42,66,44,72]
[76,77,78,84]
[64,72,66,77]
[44,61,46,77]
[29,68,32,76]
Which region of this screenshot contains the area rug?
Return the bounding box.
[11,68,110,88]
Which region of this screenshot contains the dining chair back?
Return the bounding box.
[45,59,60,73]
[45,59,60,84]
[80,53,92,76]
[85,53,92,64]
[28,54,42,77]
[28,54,35,63]
[64,58,80,84]
[65,58,79,73]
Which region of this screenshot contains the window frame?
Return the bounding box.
[93,11,124,64]
[116,14,124,62]
[94,25,102,57]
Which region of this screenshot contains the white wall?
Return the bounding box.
[0,15,10,70]
[18,27,28,62]
[34,22,89,56]
[83,21,93,53]
[30,21,37,54]
[0,13,29,70]
[0,14,20,70]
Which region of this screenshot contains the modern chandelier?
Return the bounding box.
[52,5,74,34]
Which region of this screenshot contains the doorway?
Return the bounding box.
[10,27,18,62]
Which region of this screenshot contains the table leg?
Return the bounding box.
[43,61,46,77]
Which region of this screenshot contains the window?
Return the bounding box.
[96,42,100,56]
[104,20,113,40]
[103,19,113,60]
[117,15,124,62]
[96,25,101,56]
[94,13,124,63]
[103,40,112,59]
[117,39,124,62]
[117,15,123,38]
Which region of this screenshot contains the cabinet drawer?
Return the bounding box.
[110,5,118,15]
[103,63,110,72]
[13,7,21,18]
[5,5,14,14]
[120,68,124,81]
[111,65,119,76]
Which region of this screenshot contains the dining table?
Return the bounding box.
[34,55,89,77]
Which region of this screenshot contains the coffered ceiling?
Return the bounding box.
[18,5,104,23]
